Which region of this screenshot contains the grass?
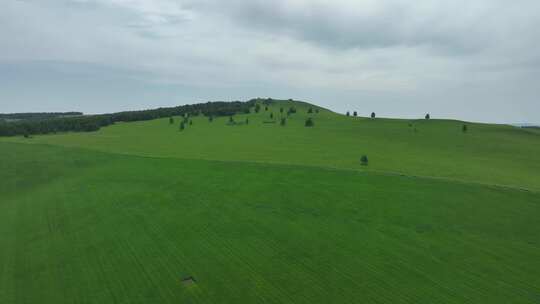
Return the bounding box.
[3,100,540,190]
[1,100,539,303]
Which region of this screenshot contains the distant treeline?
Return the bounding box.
[0,100,255,137]
[0,112,83,120]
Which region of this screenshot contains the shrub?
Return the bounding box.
[280,118,286,126]
[425,113,430,119]
[280,107,284,113]
[315,109,319,113]
[189,120,193,126]
[270,113,274,119]
[308,108,313,114]
[179,122,185,131]
[208,115,213,122]
[462,124,468,133]
[169,117,174,124]
[360,155,368,166]
[246,118,249,124]
[229,116,234,123]
[305,118,314,127]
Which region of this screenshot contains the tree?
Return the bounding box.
[246,118,249,124]
[179,122,185,131]
[270,113,274,119]
[462,124,468,133]
[189,120,193,126]
[346,111,350,116]
[265,106,268,111]
[208,115,214,122]
[280,107,284,114]
[425,113,430,119]
[353,111,358,117]
[280,118,286,126]
[360,155,368,166]
[169,117,174,124]
[371,112,376,118]
[288,106,297,114]
[254,104,261,113]
[305,117,314,127]
[315,108,319,114]
[308,107,313,114]
[229,116,234,123]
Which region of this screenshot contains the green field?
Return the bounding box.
[1,100,539,303]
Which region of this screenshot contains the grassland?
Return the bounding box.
[1,100,539,303]
[3,100,540,190]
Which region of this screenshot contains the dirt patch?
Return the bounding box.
[181,276,197,287]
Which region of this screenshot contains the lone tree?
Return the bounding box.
[425,113,431,119]
[353,111,358,117]
[270,113,274,119]
[462,124,468,133]
[169,117,174,124]
[360,155,369,166]
[308,107,313,114]
[280,117,286,126]
[305,117,314,127]
[255,104,261,113]
[179,121,185,131]
[346,111,350,116]
[371,112,376,118]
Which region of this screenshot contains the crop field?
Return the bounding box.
[1,100,539,303]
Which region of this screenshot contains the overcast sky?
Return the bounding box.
[1,0,539,123]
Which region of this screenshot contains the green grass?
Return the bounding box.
[3,100,540,190]
[1,100,540,303]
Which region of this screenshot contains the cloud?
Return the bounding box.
[0,0,539,123]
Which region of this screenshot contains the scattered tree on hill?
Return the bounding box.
[280,118,286,126]
[371,112,376,118]
[360,155,369,166]
[280,107,284,114]
[305,117,314,127]
[169,117,174,124]
[246,118,249,124]
[270,113,274,119]
[229,116,234,123]
[288,98,293,101]
[462,124,468,133]
[179,121,185,131]
[265,106,268,111]
[189,120,193,126]
[353,111,358,117]
[346,111,350,116]
[308,107,313,114]
[255,104,261,113]
[315,108,319,114]
[425,113,430,119]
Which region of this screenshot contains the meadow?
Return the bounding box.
[1,100,539,303]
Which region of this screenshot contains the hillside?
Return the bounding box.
[3,99,540,190]
[1,99,539,304]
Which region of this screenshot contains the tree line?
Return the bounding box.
[0,101,255,137]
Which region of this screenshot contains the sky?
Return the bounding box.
[1,0,539,123]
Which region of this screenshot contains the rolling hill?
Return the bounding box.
[1,99,539,303]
